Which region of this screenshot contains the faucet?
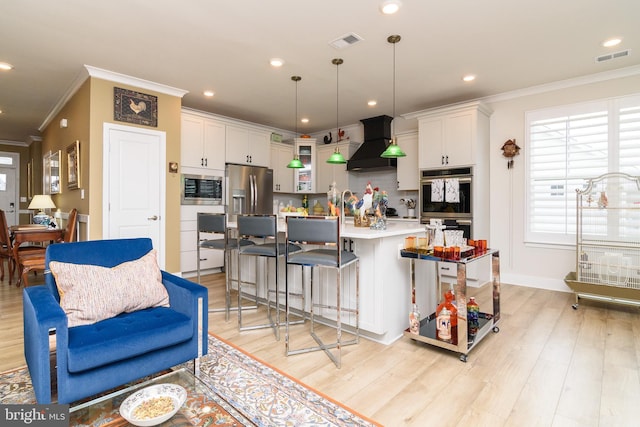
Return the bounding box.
[341,189,354,227]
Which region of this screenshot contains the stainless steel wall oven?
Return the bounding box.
[420,167,473,238]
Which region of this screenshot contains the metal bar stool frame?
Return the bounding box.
[284,215,360,368]
[196,212,256,320]
[236,214,301,340]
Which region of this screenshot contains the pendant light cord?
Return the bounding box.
[392,39,396,121]
[291,75,301,137]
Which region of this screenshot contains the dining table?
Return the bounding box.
[10,225,65,286]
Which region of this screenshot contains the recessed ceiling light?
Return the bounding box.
[0,62,13,71]
[301,118,309,124]
[602,38,622,48]
[462,74,476,82]
[270,58,284,67]
[380,0,401,14]
[368,100,377,106]
[203,90,215,97]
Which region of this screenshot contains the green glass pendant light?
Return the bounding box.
[326,58,347,164]
[381,137,406,158]
[287,75,304,169]
[380,34,407,159]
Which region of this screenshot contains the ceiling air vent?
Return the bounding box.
[595,49,631,63]
[329,33,363,49]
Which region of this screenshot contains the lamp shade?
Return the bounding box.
[326,147,347,164]
[380,139,407,158]
[287,155,304,169]
[28,194,56,211]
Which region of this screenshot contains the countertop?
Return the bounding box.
[229,218,425,240]
[341,222,425,239]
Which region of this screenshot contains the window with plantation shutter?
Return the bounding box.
[525,94,640,245]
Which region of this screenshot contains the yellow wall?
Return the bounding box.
[41,76,183,273]
[42,79,91,214]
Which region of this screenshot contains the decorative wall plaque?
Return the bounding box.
[114,87,158,127]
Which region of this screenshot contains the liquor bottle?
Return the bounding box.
[436,290,457,327]
[302,194,309,210]
[436,306,452,342]
[409,304,421,334]
[467,297,480,339]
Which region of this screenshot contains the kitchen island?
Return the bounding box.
[229,218,428,345]
[338,221,428,344]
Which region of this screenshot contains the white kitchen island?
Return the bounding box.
[339,221,429,344]
[228,219,428,345]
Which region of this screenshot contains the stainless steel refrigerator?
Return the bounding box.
[226,163,274,221]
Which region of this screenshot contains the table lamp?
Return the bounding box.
[28,194,56,225]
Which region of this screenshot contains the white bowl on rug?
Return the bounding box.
[119,383,187,426]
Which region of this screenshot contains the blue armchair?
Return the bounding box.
[23,238,208,404]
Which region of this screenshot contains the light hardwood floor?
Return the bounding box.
[2,270,639,426]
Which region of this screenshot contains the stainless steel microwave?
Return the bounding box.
[181,174,223,205]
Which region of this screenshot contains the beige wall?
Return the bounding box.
[41,76,183,273]
[42,79,91,215]
[485,74,640,291]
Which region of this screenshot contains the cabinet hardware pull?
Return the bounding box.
[201,158,204,166]
[147,215,159,221]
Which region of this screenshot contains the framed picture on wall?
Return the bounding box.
[113,87,158,127]
[67,140,80,190]
[49,150,61,194]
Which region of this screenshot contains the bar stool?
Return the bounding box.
[196,212,255,320]
[236,214,301,340]
[284,215,359,368]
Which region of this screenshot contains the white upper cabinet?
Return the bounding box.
[414,102,490,169]
[181,113,225,171]
[226,125,270,167]
[396,131,419,190]
[293,138,317,193]
[317,141,353,194]
[270,142,294,193]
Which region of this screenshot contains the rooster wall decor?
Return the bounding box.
[129,99,147,115]
[501,138,521,169]
[114,87,158,127]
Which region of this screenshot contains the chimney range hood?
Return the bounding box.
[347,115,397,171]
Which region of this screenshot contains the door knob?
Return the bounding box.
[147,215,159,221]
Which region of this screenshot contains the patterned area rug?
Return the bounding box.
[0,334,381,427]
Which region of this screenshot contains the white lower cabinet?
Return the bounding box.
[180,205,225,277]
[438,256,491,288]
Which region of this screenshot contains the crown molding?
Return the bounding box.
[39,65,189,132]
[403,64,640,120]
[482,63,640,104]
[84,65,188,98]
[0,139,29,147]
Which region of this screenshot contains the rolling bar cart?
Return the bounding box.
[401,248,501,362]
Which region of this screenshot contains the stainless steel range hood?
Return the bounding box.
[347,115,397,172]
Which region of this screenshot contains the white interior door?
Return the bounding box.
[0,152,20,227]
[103,123,166,268]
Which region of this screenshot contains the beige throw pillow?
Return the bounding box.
[50,249,170,327]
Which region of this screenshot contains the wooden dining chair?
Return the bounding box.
[18,208,78,287]
[0,210,16,283]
